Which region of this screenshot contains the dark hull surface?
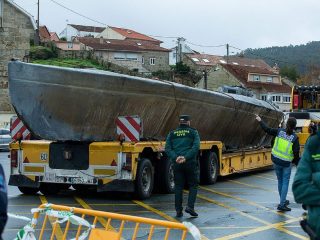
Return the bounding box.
[8,61,283,150]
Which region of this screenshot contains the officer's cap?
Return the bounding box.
[179,115,190,121]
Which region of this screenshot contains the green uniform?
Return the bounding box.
[165,124,200,212]
[292,131,320,237]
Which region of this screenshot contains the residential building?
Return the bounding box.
[59,24,105,41]
[0,0,36,112]
[184,53,223,72]
[54,41,81,51]
[197,62,291,111]
[39,25,51,43]
[77,37,170,73]
[50,32,59,42]
[97,26,162,46]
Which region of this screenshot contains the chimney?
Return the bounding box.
[99,36,103,44]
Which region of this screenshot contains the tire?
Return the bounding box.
[157,157,175,193]
[18,186,39,195]
[200,151,219,185]
[135,158,154,199]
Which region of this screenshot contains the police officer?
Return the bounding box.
[256,115,300,211]
[0,164,7,240]
[292,128,320,238]
[165,115,200,218]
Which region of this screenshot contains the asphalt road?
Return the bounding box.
[0,151,308,240]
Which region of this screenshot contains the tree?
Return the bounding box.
[280,65,299,81]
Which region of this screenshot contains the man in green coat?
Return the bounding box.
[165,115,200,218]
[292,130,320,238]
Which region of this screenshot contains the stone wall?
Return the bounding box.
[142,51,170,72]
[0,1,35,112]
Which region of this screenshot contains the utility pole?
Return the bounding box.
[203,70,208,90]
[35,0,40,45]
[226,43,229,64]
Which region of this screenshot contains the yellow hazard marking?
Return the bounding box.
[199,186,294,219]
[228,179,294,198]
[39,195,63,240]
[24,166,44,173]
[253,175,278,182]
[133,200,210,240]
[194,193,307,240]
[74,196,121,234]
[215,218,307,240]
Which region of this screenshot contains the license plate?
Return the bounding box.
[44,173,56,182]
[71,178,85,184]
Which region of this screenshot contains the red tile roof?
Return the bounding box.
[69,24,105,33]
[226,56,273,70]
[185,54,224,66]
[50,32,59,41]
[109,26,162,44]
[39,25,51,41]
[222,64,291,93]
[78,37,170,52]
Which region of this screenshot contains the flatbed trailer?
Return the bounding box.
[9,140,272,199]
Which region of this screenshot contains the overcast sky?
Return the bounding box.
[13,0,320,55]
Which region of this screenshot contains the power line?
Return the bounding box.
[186,41,226,48]
[48,0,106,26]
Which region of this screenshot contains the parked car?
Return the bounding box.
[0,128,12,151]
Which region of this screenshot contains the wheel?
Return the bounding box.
[135,158,154,199]
[39,183,60,195]
[200,151,219,184]
[157,157,175,193]
[18,186,39,195]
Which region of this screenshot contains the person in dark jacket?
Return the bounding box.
[0,164,7,240]
[256,115,300,211]
[292,129,320,238]
[165,115,200,218]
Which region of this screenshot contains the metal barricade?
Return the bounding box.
[21,203,200,240]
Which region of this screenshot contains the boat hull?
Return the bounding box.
[8,61,283,150]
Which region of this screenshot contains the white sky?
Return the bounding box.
[13,0,320,55]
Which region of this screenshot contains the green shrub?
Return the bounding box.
[29,46,55,60]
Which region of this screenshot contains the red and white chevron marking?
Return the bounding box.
[10,116,31,140]
[116,116,141,142]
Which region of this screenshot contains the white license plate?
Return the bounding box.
[71,178,85,184]
[44,173,56,182]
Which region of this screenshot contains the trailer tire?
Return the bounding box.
[200,151,218,185]
[18,186,39,195]
[135,158,154,199]
[158,158,174,193]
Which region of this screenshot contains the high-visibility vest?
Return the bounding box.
[272,130,295,162]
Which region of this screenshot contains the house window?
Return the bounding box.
[272,95,281,102]
[114,53,138,61]
[67,42,73,48]
[191,58,199,62]
[142,57,144,64]
[150,58,155,65]
[267,76,273,82]
[253,75,260,81]
[283,96,291,103]
[261,95,267,101]
[202,59,210,63]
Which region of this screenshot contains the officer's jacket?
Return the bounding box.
[165,124,200,163]
[292,131,320,237]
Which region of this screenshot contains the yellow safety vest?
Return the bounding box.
[272,132,294,162]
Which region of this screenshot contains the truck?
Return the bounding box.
[289,85,320,145]
[8,61,279,199]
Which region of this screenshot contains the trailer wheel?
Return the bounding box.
[200,151,218,184]
[159,158,175,193]
[135,158,154,199]
[18,186,39,195]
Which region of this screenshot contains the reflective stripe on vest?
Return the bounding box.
[272,135,294,162]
